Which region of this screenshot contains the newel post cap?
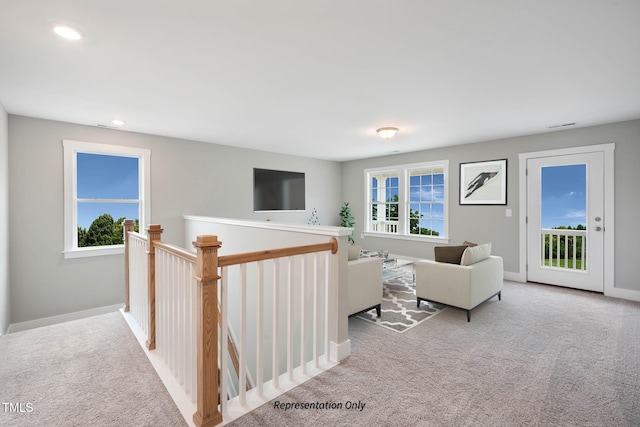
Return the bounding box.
[193,235,222,249]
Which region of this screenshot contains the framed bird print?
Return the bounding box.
[459,159,507,205]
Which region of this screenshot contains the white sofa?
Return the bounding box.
[347,256,383,317]
[415,253,503,322]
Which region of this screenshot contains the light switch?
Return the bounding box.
[506,208,512,217]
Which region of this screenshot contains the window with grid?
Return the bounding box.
[365,160,448,242]
[63,140,150,258]
[370,171,399,233]
[408,166,445,236]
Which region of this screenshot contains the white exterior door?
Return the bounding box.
[526,152,604,292]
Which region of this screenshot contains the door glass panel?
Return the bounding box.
[540,164,587,270]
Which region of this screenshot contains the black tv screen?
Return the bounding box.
[253,168,306,211]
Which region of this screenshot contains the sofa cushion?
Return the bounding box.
[434,245,468,264]
[463,240,478,247]
[460,242,492,266]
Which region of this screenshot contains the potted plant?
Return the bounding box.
[339,202,355,245]
[340,202,361,260]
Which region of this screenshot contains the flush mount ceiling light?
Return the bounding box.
[52,24,82,40]
[376,127,399,139]
[111,119,125,127]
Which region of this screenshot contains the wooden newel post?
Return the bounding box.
[146,224,163,351]
[193,235,223,427]
[122,219,135,312]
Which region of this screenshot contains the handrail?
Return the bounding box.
[541,228,586,237]
[127,230,147,241]
[152,237,252,393]
[155,241,197,263]
[218,237,338,267]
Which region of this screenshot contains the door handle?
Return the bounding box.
[595,226,602,232]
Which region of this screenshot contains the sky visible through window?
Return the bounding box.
[410,172,444,235]
[541,164,586,229]
[77,153,139,229]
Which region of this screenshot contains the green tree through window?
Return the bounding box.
[78,215,139,247]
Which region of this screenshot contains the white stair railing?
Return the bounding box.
[155,243,198,403]
[126,231,149,338]
[122,221,339,427]
[219,248,336,421]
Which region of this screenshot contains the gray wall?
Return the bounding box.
[0,103,8,334]
[342,119,640,292]
[8,115,343,324]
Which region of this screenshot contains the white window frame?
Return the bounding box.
[364,160,449,244]
[63,140,151,259]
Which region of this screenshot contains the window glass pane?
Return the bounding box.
[421,219,433,235]
[433,173,444,185]
[421,174,432,185]
[386,188,399,202]
[77,202,139,247]
[433,185,445,201]
[410,175,420,185]
[421,186,433,202]
[387,177,398,187]
[77,153,139,199]
[431,220,444,235]
[371,188,378,202]
[416,219,440,236]
[410,186,421,201]
[431,203,444,218]
[386,203,399,221]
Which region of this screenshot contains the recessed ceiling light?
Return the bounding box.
[111,119,125,127]
[52,24,82,40]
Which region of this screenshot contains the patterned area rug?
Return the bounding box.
[356,267,447,333]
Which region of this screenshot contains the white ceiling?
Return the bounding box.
[1,1,639,162]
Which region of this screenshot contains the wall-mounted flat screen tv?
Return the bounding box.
[253,168,306,211]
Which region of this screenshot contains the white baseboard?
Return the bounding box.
[503,271,525,282]
[7,303,124,334]
[605,286,640,302]
[503,270,640,303]
[330,338,351,362]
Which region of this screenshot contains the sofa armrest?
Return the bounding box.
[347,257,383,316]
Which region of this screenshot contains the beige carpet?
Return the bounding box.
[0,312,186,427]
[3,282,639,426]
[230,281,640,426]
